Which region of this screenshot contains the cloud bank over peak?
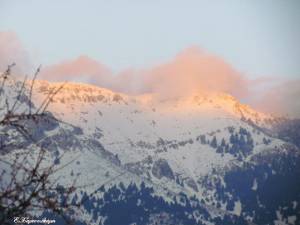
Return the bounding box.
[0,31,31,74]
[40,55,112,85]
[0,31,299,117]
[39,47,249,100]
[0,31,250,100]
[254,80,300,118]
[138,47,249,99]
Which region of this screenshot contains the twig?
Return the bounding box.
[29,65,41,114]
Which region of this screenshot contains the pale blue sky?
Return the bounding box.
[1,0,300,78]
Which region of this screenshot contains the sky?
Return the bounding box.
[1,0,300,77]
[0,0,300,117]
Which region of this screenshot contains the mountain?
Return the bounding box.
[1,78,299,225]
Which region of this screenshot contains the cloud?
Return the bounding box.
[253,80,300,118]
[40,55,112,85]
[2,32,298,118]
[0,31,31,74]
[134,47,249,99]
[39,47,249,100]
[23,47,300,118]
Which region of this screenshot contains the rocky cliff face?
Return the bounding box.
[152,159,175,180]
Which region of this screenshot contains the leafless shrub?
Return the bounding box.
[0,65,77,225]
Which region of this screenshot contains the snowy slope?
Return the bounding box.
[30,81,287,192]
[2,77,299,224]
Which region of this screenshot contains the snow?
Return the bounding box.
[251,178,258,191]
[1,77,298,224]
[233,200,242,216]
[27,80,290,189]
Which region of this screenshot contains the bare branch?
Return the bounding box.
[0,65,77,224]
[29,65,41,115]
[10,75,28,114]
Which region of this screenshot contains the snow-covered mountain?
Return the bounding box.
[30,80,284,180]
[1,78,299,225]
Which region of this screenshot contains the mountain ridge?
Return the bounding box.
[1,77,299,225]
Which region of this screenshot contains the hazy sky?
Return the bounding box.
[1,0,300,79]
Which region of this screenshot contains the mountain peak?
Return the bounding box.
[32,80,271,118]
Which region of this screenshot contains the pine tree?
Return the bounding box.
[210,136,218,148]
[221,138,226,147]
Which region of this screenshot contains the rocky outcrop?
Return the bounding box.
[152,158,174,180]
[124,156,153,177]
[185,177,198,192]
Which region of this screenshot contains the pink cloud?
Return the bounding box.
[40,55,112,85]
[137,47,249,99]
[2,31,298,118]
[0,31,31,74]
[39,47,249,100]
[253,80,300,118]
